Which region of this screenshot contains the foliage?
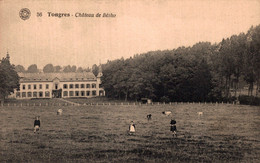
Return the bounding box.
[238,95,260,106]
[101,25,260,102]
[27,64,39,73]
[14,65,25,72]
[0,55,19,104]
[43,63,54,73]
[8,25,260,103]
[92,64,99,76]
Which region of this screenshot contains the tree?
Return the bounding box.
[0,54,19,104]
[43,64,54,73]
[77,67,84,72]
[92,64,99,76]
[27,64,38,73]
[15,65,26,72]
[63,65,72,72]
[244,25,260,96]
[71,65,77,72]
[54,65,62,72]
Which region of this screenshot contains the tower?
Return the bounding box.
[6,51,10,60]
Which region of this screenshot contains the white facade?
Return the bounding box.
[12,72,105,99]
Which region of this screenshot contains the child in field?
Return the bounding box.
[147,114,152,120]
[129,121,136,134]
[34,116,41,134]
[170,119,177,137]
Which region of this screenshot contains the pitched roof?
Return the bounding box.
[18,72,96,82]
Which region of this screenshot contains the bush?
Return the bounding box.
[238,95,260,106]
[221,96,237,103]
[160,96,170,103]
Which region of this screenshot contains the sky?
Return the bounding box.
[0,0,259,69]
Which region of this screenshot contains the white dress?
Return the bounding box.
[129,124,135,133]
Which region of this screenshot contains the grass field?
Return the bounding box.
[0,102,259,162]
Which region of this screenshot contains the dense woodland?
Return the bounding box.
[6,25,260,103]
[101,25,260,102]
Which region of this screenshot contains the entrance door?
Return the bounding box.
[52,89,62,98]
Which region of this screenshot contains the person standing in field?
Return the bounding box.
[34,116,41,134]
[170,119,177,137]
[129,121,136,135]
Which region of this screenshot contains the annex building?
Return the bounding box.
[12,71,105,99]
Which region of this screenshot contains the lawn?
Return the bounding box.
[0,102,259,162]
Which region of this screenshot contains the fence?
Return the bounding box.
[0,101,239,107]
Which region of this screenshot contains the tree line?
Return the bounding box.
[15,64,100,76]
[1,25,259,103]
[101,25,260,102]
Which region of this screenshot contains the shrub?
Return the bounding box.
[238,95,260,106]
[160,96,170,103]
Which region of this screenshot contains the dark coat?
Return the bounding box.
[34,120,40,127]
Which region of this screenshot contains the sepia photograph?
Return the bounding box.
[0,0,259,162]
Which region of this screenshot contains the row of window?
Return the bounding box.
[17,91,50,98]
[16,91,97,98]
[63,91,96,97]
[22,84,49,90]
[63,84,97,89]
[21,83,99,90]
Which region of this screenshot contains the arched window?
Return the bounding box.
[81,84,85,88]
[81,91,85,96]
[45,91,50,97]
[63,91,68,97]
[63,84,68,89]
[69,91,74,96]
[27,92,32,97]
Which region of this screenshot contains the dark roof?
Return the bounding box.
[18,72,96,82]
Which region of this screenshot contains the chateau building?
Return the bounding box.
[12,70,105,99]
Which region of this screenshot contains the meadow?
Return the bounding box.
[0,102,259,162]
